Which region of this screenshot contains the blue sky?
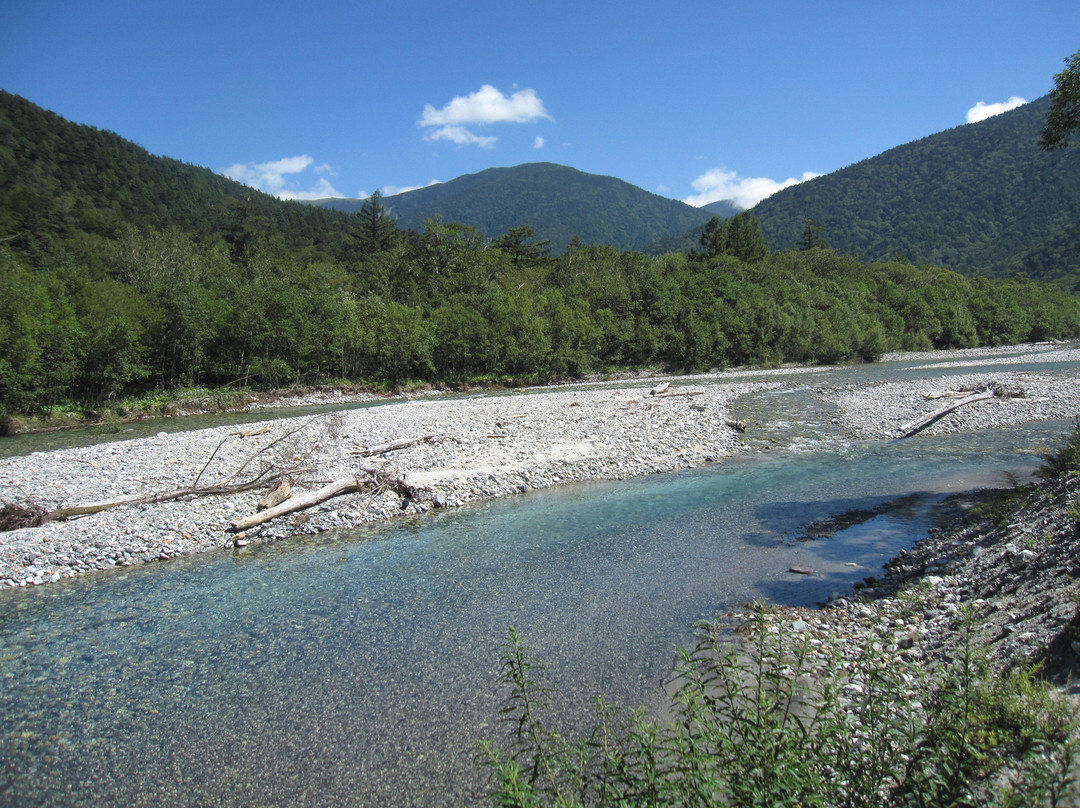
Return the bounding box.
[2,1,1077,208]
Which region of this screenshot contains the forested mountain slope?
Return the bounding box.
[749,95,1080,288]
[0,90,354,258]
[307,163,715,252]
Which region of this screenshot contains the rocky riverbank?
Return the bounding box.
[737,467,1080,683]
[0,378,773,587]
[1,342,1078,592]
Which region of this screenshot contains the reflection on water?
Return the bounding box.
[0,414,1071,806]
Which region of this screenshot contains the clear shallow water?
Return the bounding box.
[0,414,1071,807]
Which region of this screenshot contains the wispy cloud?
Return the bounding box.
[223,154,342,200]
[966,96,1027,123]
[684,167,820,209]
[419,84,552,147]
[533,136,546,149]
[381,179,442,197]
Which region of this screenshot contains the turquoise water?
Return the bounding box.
[0,413,1070,806]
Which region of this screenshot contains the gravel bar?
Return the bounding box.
[0,379,772,587]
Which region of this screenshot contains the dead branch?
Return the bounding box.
[218,416,320,487]
[232,426,272,437]
[898,389,996,438]
[229,477,364,532]
[41,474,290,523]
[228,468,421,532]
[923,390,974,400]
[192,435,229,489]
[355,434,438,457]
[652,390,704,399]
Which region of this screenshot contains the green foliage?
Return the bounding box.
[692,212,768,263]
[3,90,1080,417]
[1040,50,1080,151]
[483,607,1080,808]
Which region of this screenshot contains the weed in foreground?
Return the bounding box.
[483,605,1080,808]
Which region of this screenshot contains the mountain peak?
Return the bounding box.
[307,162,713,252]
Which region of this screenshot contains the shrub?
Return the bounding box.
[482,605,1079,807]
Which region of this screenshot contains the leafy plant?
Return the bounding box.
[483,606,1080,807]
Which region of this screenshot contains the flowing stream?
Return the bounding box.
[0,352,1076,806]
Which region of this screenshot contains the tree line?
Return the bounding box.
[3,199,1079,417]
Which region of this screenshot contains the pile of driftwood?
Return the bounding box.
[898,382,1024,438]
[0,418,429,538]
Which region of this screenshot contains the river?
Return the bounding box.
[0,351,1076,806]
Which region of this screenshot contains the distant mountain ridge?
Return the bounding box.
[5,88,1080,291]
[749,94,1080,289]
[306,162,715,252]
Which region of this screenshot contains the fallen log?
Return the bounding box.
[898,389,996,438]
[229,477,363,532]
[232,426,272,437]
[922,390,974,401]
[356,434,438,457]
[228,470,419,532]
[652,390,705,399]
[649,382,670,396]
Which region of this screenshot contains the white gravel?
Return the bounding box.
[817,346,1080,440]
[0,379,772,587]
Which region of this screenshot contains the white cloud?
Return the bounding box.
[419,84,552,147]
[223,154,343,199]
[684,167,821,209]
[382,179,442,196]
[533,136,546,149]
[425,125,498,148]
[966,95,1027,123]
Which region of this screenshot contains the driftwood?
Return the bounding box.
[41,474,286,522]
[232,426,272,437]
[898,389,997,438]
[923,390,974,401]
[356,434,438,457]
[650,382,671,396]
[257,478,293,510]
[38,417,328,525]
[228,469,419,532]
[652,390,704,399]
[230,477,363,532]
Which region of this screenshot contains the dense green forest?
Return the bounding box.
[3,90,1080,421]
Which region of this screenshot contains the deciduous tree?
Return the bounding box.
[1039,49,1080,151]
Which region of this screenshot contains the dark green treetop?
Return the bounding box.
[692,211,768,263]
[797,218,830,250]
[356,190,399,254]
[1040,49,1080,151]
